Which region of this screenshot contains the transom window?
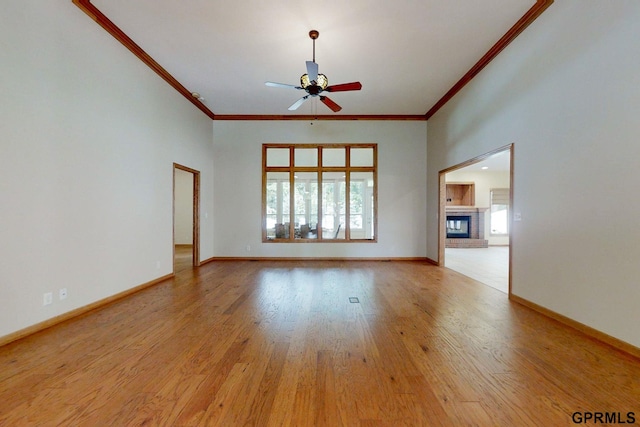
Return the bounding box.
[263,144,377,242]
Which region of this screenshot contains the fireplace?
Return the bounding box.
[446,215,470,238]
[445,207,489,248]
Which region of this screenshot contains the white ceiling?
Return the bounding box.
[461,150,511,172]
[92,0,536,116]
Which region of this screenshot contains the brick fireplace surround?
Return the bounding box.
[445,207,489,248]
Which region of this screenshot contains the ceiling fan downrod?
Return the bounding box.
[309,30,319,63]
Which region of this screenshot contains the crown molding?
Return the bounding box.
[72,0,553,121]
[425,0,554,119]
[71,0,215,120]
[213,115,427,121]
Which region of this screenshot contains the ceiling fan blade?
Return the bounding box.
[288,95,310,111]
[320,96,342,112]
[265,81,302,89]
[325,82,362,92]
[306,61,318,82]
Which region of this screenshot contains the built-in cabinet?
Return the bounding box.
[446,182,475,206]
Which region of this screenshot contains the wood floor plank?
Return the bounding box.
[242,341,290,426]
[289,385,317,427]
[174,337,252,425]
[314,350,341,426]
[133,373,207,426]
[1,254,639,425]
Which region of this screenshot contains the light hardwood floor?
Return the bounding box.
[445,247,509,293]
[1,258,639,426]
[174,244,194,274]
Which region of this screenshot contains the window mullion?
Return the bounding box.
[317,147,323,240]
[276,181,282,224]
[289,147,295,241]
[345,147,351,241]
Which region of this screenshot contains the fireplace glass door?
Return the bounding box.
[446,215,471,238]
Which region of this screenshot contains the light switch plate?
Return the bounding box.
[43,292,53,306]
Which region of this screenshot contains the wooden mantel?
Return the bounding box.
[445,206,489,213]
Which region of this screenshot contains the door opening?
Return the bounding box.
[173,163,200,273]
[438,145,513,294]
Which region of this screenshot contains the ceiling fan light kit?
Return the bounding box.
[265,30,362,113]
[300,73,328,92]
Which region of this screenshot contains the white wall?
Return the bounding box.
[446,170,510,245]
[174,169,194,245]
[0,1,214,338]
[212,120,427,258]
[427,1,640,347]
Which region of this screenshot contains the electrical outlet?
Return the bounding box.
[59,288,67,300]
[514,212,522,221]
[43,292,53,306]
[156,261,161,269]
[246,244,251,252]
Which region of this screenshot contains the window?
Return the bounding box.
[490,188,510,235]
[263,144,377,242]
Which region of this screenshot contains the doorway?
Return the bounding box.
[173,163,200,273]
[438,145,513,294]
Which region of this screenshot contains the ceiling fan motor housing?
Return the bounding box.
[307,85,321,95]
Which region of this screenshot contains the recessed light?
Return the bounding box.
[481,166,489,170]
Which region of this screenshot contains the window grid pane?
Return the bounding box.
[266,148,290,167]
[322,172,346,240]
[294,172,318,239]
[294,148,318,167]
[350,172,375,240]
[266,172,290,240]
[350,148,374,167]
[322,148,346,167]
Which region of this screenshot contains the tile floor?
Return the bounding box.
[445,246,509,293]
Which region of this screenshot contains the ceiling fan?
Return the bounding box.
[265,30,362,113]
